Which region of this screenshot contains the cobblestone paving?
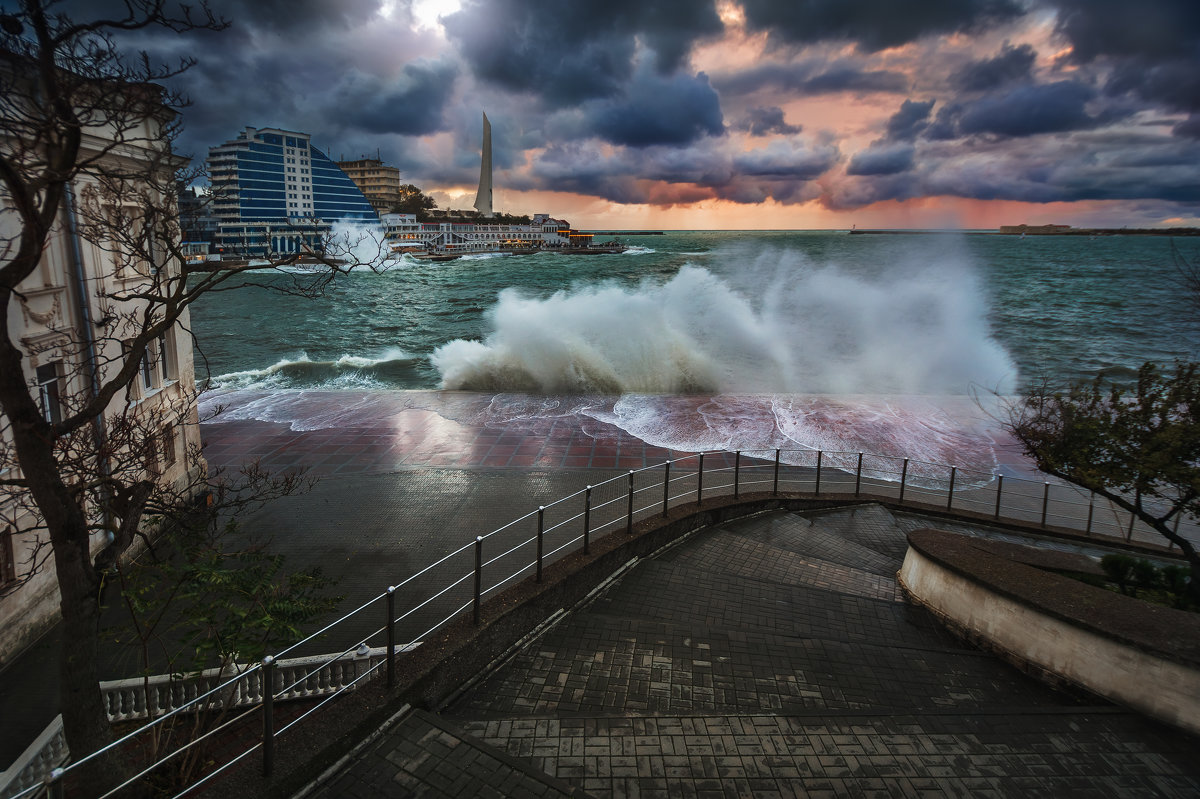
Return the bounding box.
[433,506,1200,798]
[307,708,585,798]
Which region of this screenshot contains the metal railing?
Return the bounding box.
[8,448,1196,799]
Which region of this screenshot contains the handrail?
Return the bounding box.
[11,447,1197,799]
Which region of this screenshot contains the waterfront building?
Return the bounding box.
[336,157,403,215]
[381,212,576,254]
[0,80,206,665]
[207,127,379,257]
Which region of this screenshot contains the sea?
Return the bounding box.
[190,230,1200,472]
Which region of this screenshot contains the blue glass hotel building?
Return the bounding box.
[207,127,379,257]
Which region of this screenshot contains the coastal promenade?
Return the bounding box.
[302,506,1200,798]
[4,390,1198,796]
[200,393,1197,797]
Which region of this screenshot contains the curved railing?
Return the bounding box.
[6,448,1195,799]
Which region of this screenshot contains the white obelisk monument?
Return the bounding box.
[473,112,493,217]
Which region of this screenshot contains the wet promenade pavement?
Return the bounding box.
[4,389,1197,796]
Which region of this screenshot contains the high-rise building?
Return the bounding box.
[207,127,379,257]
[336,157,403,215]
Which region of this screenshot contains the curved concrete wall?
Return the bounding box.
[899,547,1200,736]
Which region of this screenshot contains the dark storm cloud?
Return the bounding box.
[206,0,383,31]
[1049,0,1199,61]
[1044,0,1200,113]
[739,0,1025,52]
[733,107,802,136]
[885,99,935,141]
[829,128,1200,210]
[1175,116,1200,139]
[732,141,839,179]
[846,143,915,176]
[1104,60,1200,114]
[956,42,1036,91]
[585,70,724,147]
[339,60,459,135]
[526,136,835,206]
[956,81,1098,137]
[714,61,907,96]
[441,0,723,105]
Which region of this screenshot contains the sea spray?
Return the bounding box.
[432,245,1017,395]
[206,347,421,391]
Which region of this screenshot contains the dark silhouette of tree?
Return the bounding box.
[0,1,381,788]
[391,183,437,219]
[1004,362,1200,604]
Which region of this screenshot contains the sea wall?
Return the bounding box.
[898,529,1200,736]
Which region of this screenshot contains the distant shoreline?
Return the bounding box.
[851,227,1200,236]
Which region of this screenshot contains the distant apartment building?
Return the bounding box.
[207,127,379,257]
[336,157,403,215]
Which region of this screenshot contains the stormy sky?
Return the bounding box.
[87,0,1200,227]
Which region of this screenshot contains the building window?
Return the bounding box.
[158,331,176,382]
[1,527,15,586]
[160,424,177,468]
[141,345,155,391]
[36,362,62,425]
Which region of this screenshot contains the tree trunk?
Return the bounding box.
[53,531,124,791]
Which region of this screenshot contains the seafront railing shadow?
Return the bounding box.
[7,448,1197,799]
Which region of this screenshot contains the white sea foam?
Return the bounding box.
[206,347,419,391]
[326,219,391,267]
[432,244,1016,396]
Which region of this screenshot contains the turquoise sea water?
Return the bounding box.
[190,231,1200,395]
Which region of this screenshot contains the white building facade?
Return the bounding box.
[1,110,205,666]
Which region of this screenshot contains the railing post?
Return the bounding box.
[697,453,704,505]
[994,474,1004,519]
[1085,492,1094,535]
[536,506,545,582]
[583,486,592,555]
[626,471,635,534]
[262,656,276,778]
[473,536,483,625]
[386,586,396,688]
[734,451,741,499]
[1041,482,1050,528]
[814,450,822,495]
[773,449,780,496]
[898,459,909,504]
[946,466,957,511]
[662,461,670,517]
[43,767,64,799]
[855,452,863,497]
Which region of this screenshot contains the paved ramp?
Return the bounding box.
[304,506,1200,797]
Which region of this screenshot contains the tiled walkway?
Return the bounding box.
[303,505,1200,798]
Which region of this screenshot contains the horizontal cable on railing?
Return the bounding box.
[39,445,1199,798]
[100,700,261,799]
[392,570,474,624]
[275,661,384,738]
[482,534,537,570]
[164,727,263,799]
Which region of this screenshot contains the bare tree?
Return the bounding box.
[0,1,383,787]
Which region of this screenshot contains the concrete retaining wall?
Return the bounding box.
[899,546,1200,736]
